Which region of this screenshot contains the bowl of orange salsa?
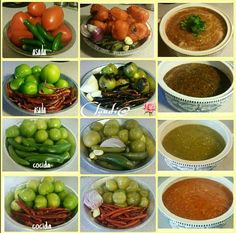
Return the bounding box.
[158,177,233,228]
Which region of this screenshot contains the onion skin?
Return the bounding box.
[84,190,103,210]
[91,27,104,42]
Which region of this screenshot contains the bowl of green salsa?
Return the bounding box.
[158,120,232,170]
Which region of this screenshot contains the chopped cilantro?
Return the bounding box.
[180,15,206,36]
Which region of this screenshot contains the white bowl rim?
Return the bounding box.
[158,61,234,102]
[5,183,78,230]
[159,3,233,56]
[82,176,156,231]
[158,120,233,166]
[4,120,77,171]
[158,176,234,225]
[80,118,156,173]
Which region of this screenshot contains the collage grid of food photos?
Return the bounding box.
[0,0,235,233]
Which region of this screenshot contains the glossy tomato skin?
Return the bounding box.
[51,24,72,44]
[10,30,33,46]
[10,11,29,31]
[29,17,42,25]
[42,6,64,31]
[27,2,46,17]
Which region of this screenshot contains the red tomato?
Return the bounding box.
[10,11,29,31]
[10,30,33,46]
[29,17,42,25]
[42,6,64,31]
[51,24,72,44]
[27,2,46,17]
[25,12,33,20]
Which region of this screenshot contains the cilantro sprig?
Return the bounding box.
[180,15,206,36]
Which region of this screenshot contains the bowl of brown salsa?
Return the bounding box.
[158,61,233,112]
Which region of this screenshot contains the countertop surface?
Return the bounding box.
[2,118,78,172]
[158,177,234,228]
[80,60,156,117]
[158,3,233,57]
[80,176,156,232]
[158,120,233,171]
[80,4,155,58]
[2,61,78,116]
[4,176,78,231]
[80,118,156,174]
[2,3,78,58]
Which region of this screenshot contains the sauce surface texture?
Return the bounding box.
[162,124,226,161]
[163,63,231,98]
[162,178,233,220]
[166,7,227,51]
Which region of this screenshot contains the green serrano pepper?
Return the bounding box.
[66,130,76,157]
[62,152,71,161]
[36,24,54,42]
[20,38,43,47]
[91,145,126,153]
[26,154,64,164]
[95,160,124,170]
[98,153,135,170]
[7,138,37,152]
[52,32,62,51]
[7,138,70,154]
[8,145,30,166]
[24,20,46,44]
[38,143,71,154]
[122,152,148,161]
[15,149,69,160]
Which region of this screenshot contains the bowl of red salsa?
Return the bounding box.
[158,177,233,228]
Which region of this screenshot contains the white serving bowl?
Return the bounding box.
[5,177,78,231]
[158,176,233,228]
[4,20,76,57]
[158,120,232,170]
[3,73,78,116]
[82,176,155,231]
[81,17,152,57]
[159,3,233,57]
[3,119,77,171]
[81,119,155,173]
[80,63,156,113]
[158,61,233,112]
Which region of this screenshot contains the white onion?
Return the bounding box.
[100,138,126,148]
[87,24,98,33]
[83,190,103,210]
[80,24,91,38]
